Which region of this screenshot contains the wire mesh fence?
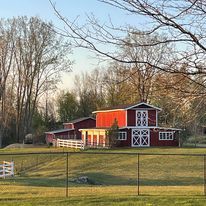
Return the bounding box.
[0,151,205,199]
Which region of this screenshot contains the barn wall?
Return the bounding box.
[93,135,97,145]
[148,110,157,126]
[87,135,92,145]
[99,135,104,146]
[68,131,75,138]
[117,129,131,147]
[64,123,74,129]
[74,119,96,139]
[83,133,106,146]
[54,131,69,139]
[131,104,152,109]
[81,129,107,146]
[127,110,136,126]
[150,129,179,146]
[45,134,54,144]
[96,111,126,127]
[127,109,157,126]
[46,131,70,144]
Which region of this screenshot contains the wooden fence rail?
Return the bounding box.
[56,139,84,149]
[0,161,14,178]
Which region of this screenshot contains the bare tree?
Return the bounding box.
[114,32,171,102]
[50,0,206,136]
[0,16,72,145]
[12,16,72,142]
[103,64,134,106]
[73,69,105,115]
[50,0,206,90]
[0,20,16,147]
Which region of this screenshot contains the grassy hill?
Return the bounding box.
[0,147,206,205]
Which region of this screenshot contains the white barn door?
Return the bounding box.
[132,129,150,147]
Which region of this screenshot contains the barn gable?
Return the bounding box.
[93,102,162,113]
[94,102,161,128]
[45,117,96,144]
[125,102,162,111]
[63,117,96,128]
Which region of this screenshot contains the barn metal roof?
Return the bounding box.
[93,102,162,113]
[63,117,96,125]
[120,126,182,131]
[45,128,74,134]
[79,127,126,131]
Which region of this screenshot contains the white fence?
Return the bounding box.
[56,139,84,149]
[0,161,14,178]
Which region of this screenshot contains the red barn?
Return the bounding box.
[80,102,181,147]
[45,117,96,145]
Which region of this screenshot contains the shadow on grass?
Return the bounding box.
[0,172,203,187]
[75,172,204,186]
[0,177,65,187]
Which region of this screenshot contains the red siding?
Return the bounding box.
[127,109,157,126]
[93,135,97,145]
[73,119,96,139]
[87,135,92,145]
[148,110,156,126]
[46,131,69,143]
[150,129,178,146]
[96,111,126,127]
[117,129,131,147]
[64,123,74,129]
[121,128,179,147]
[45,134,54,144]
[99,135,104,145]
[54,131,69,138]
[127,110,136,126]
[68,130,75,138]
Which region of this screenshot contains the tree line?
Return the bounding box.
[58,58,206,138]
[56,31,206,137]
[2,0,206,146]
[51,0,206,142]
[0,16,71,147]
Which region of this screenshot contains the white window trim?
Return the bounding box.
[159,132,174,140]
[136,110,148,127]
[117,131,127,141]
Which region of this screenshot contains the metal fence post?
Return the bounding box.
[137,153,140,195]
[2,161,5,179]
[66,152,69,198]
[204,155,206,196]
[36,155,39,169]
[21,160,23,172]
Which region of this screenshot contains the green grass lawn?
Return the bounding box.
[0,147,206,205]
[0,185,206,206]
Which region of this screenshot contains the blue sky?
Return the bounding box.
[0,0,141,90]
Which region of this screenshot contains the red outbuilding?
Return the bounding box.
[45,117,96,145]
[80,102,181,147]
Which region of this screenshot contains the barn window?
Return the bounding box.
[136,111,148,127]
[117,132,127,140]
[159,132,174,140]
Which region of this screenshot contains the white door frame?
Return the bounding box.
[131,128,150,147]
